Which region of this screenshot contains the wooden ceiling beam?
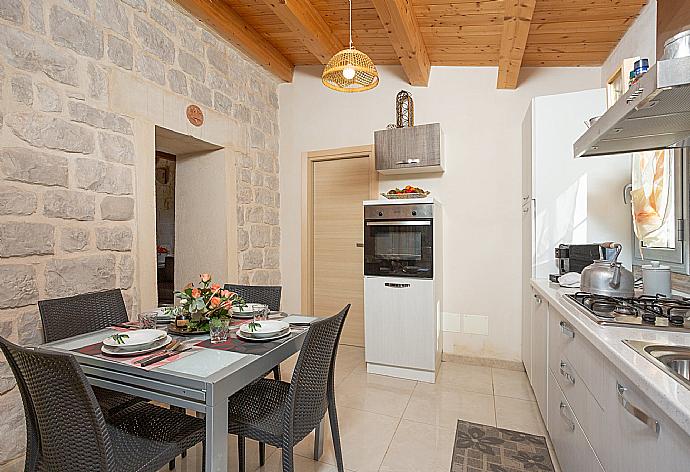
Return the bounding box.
[262,0,344,64]
[371,0,431,86]
[174,0,294,82]
[497,0,537,89]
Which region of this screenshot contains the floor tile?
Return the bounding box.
[257,451,352,472]
[492,368,535,401]
[336,369,416,418]
[403,382,496,430]
[379,419,455,472]
[435,362,494,394]
[494,396,545,436]
[293,407,399,471]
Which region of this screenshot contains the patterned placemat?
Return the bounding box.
[194,329,304,355]
[72,339,198,370]
[451,420,555,472]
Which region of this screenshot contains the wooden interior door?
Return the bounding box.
[312,155,372,346]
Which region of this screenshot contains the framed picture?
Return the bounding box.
[606,56,639,108]
[156,167,169,185]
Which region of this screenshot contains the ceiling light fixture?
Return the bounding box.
[322,0,379,92]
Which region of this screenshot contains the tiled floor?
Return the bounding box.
[160,345,556,472]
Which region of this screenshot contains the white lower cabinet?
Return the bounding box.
[531,291,548,418]
[547,371,605,472]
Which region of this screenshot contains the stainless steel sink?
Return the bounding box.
[624,340,690,390]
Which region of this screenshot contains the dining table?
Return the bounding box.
[38,316,324,472]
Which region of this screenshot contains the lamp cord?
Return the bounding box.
[349,0,352,49]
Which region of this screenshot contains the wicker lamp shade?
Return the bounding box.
[322,47,379,92]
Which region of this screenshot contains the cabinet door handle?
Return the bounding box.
[395,159,420,165]
[533,294,542,304]
[385,282,410,288]
[559,321,575,339]
[355,242,364,248]
[559,401,576,432]
[616,382,660,434]
[559,361,576,385]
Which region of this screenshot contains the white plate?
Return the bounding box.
[233,303,268,314]
[239,320,290,338]
[102,329,167,350]
[101,335,172,356]
[236,330,291,343]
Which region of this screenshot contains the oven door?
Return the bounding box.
[364,219,433,278]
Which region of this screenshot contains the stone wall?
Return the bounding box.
[0,0,281,467]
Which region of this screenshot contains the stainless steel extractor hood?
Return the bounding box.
[574,0,690,158]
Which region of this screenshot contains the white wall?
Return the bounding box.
[601,0,657,86]
[279,65,603,362]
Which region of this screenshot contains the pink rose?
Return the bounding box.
[221,290,231,298]
[211,283,221,292]
[200,273,211,283]
[191,288,201,298]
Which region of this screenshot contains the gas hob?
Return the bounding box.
[564,292,690,332]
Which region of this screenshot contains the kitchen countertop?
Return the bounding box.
[531,278,690,437]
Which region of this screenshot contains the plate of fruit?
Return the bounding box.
[381,186,430,199]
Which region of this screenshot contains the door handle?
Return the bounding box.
[385,282,410,288]
[559,321,575,339]
[559,361,576,385]
[559,401,576,432]
[616,382,660,434]
[356,242,364,248]
[395,159,420,165]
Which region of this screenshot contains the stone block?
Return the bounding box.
[239,168,251,184]
[233,103,251,123]
[178,50,205,82]
[0,388,26,464]
[45,254,117,297]
[0,147,68,187]
[206,45,228,73]
[264,174,278,191]
[95,225,133,251]
[88,62,108,100]
[167,69,188,95]
[238,153,252,169]
[107,34,133,70]
[0,26,79,86]
[0,0,23,24]
[237,205,245,226]
[264,247,279,269]
[134,51,165,85]
[36,83,62,112]
[50,6,103,59]
[238,228,249,251]
[240,249,263,270]
[0,264,37,308]
[0,222,54,257]
[207,69,233,98]
[29,0,44,33]
[133,16,174,64]
[250,127,265,149]
[121,0,146,12]
[18,308,43,346]
[44,189,95,221]
[65,0,89,14]
[247,206,263,223]
[60,226,90,252]
[251,172,263,187]
[74,158,133,195]
[190,80,212,107]
[151,7,176,34]
[251,269,269,285]
[98,132,134,164]
[254,187,273,206]
[257,151,274,173]
[68,101,132,135]
[0,185,37,216]
[250,224,270,248]
[11,75,32,106]
[270,226,280,247]
[263,208,279,225]
[119,253,134,289]
[100,196,134,220]
[6,112,95,154]
[238,184,252,204]
[0,357,16,395]
[95,0,129,37]
[213,91,232,115]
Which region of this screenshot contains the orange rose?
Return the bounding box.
[210,297,221,308]
[191,288,201,298]
[200,273,211,283]
[211,283,221,292]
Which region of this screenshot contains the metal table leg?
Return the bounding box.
[313,417,325,460]
[205,403,229,472]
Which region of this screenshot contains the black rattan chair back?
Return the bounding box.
[286,305,349,441]
[39,289,128,343]
[224,284,282,311]
[0,336,115,471]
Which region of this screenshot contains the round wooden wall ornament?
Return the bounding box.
[186,105,204,127]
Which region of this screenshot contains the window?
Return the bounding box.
[632,148,688,272]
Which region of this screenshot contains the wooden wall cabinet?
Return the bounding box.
[374,123,444,174]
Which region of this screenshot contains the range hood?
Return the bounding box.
[574,0,690,158]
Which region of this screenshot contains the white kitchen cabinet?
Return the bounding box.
[522,290,533,381]
[531,291,548,419]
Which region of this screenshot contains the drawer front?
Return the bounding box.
[548,309,604,405]
[547,372,605,472]
[599,361,690,472]
[374,124,441,171]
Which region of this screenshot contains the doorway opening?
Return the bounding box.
[155,151,176,305]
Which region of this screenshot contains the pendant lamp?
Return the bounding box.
[322,0,379,92]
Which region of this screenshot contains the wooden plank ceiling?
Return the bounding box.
[176,0,648,88]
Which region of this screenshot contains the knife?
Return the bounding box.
[135,340,179,365]
[139,346,191,367]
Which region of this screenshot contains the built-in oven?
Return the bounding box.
[364,202,434,278]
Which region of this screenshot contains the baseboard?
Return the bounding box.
[442,352,524,371]
[366,362,437,383]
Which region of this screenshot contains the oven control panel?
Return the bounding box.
[364,203,433,220]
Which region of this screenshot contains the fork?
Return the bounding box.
[135,340,180,365]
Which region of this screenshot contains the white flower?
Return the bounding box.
[180,299,188,304]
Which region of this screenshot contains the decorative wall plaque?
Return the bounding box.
[186,105,204,127]
[395,90,414,128]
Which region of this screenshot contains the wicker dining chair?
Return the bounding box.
[224,283,283,380]
[0,336,206,472]
[37,289,145,414]
[227,304,350,472]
